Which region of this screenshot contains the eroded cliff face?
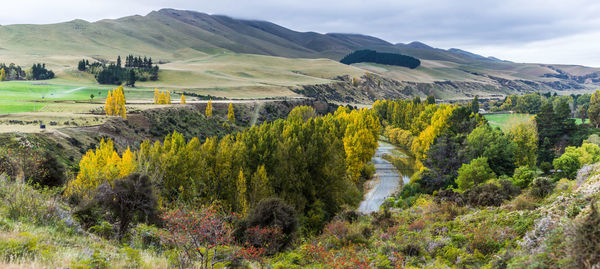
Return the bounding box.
[294,73,593,104]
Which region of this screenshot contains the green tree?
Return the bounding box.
[236,169,248,216]
[456,157,496,191]
[512,165,536,188]
[127,69,136,87]
[553,154,580,179]
[466,125,516,176]
[588,90,600,127]
[426,95,436,105]
[509,118,538,167]
[471,96,479,113]
[536,102,560,144]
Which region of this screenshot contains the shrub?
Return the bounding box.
[0,233,48,262]
[456,157,496,191]
[529,177,556,198]
[553,154,580,180]
[0,176,64,226]
[464,180,520,207]
[512,165,536,188]
[160,205,234,268]
[94,174,158,239]
[572,202,600,267]
[434,189,465,206]
[242,198,298,251]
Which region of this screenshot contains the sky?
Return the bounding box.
[0,0,599,67]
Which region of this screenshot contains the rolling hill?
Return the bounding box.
[0,8,599,104]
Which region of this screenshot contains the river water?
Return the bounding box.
[358,141,411,214]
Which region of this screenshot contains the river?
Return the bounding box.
[358,141,412,214]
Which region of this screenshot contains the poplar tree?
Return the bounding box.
[237,169,248,216]
[180,94,186,104]
[227,103,235,123]
[0,68,5,81]
[206,100,213,117]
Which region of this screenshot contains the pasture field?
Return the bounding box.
[485,113,533,131]
[485,113,588,132]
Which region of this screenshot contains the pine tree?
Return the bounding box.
[471,96,479,113]
[180,94,186,104]
[117,56,122,68]
[0,68,5,81]
[237,169,248,216]
[227,103,235,123]
[206,100,213,117]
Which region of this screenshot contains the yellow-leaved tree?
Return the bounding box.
[0,68,5,81]
[64,139,136,199]
[153,88,159,104]
[227,103,235,123]
[104,86,126,119]
[236,169,248,216]
[509,117,538,167]
[206,100,213,117]
[180,94,186,104]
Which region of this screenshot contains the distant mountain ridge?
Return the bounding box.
[0,8,499,62]
[0,8,598,100]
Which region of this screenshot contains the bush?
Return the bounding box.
[456,157,496,191]
[94,174,158,239]
[434,189,465,206]
[529,177,556,198]
[512,166,536,188]
[236,198,298,254]
[553,154,580,180]
[0,177,64,226]
[0,233,48,262]
[572,202,600,267]
[464,180,520,207]
[28,151,65,187]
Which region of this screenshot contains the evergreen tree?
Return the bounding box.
[117,56,122,68]
[471,96,479,113]
[228,103,235,123]
[536,102,559,144]
[127,69,136,87]
[426,95,436,105]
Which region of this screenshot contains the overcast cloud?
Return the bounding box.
[1,0,599,66]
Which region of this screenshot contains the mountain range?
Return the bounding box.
[0,8,598,102]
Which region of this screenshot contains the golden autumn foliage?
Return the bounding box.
[0,68,5,81]
[206,100,213,117]
[227,103,235,123]
[153,89,171,104]
[65,139,136,199]
[104,86,126,119]
[180,94,186,104]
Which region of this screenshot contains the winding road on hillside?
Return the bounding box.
[358,141,410,214]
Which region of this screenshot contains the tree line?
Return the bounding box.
[78,55,159,86]
[0,63,54,81]
[340,50,421,69]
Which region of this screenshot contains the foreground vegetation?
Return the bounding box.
[1,92,600,268]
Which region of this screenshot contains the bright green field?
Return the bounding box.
[485,113,588,131]
[0,80,155,113]
[485,113,533,131]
